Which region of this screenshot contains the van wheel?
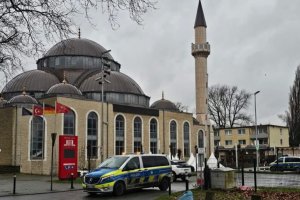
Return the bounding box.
[159,177,169,191]
[113,181,125,196]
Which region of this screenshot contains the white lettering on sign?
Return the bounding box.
[64,139,75,147]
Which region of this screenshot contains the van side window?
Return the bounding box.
[155,156,169,166]
[142,156,169,168]
[278,158,283,163]
[124,157,140,171]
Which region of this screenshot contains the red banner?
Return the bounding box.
[56,102,70,113]
[33,105,43,116]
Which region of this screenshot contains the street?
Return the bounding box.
[0,181,195,200]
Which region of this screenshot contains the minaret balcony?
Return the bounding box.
[192,42,210,56]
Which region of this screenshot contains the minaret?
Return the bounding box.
[192,0,210,125]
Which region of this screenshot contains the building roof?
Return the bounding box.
[194,0,207,28]
[150,93,179,112]
[39,38,114,60]
[46,80,82,96]
[1,70,60,94]
[8,92,38,105]
[79,71,145,95]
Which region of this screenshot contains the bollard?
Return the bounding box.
[70,173,74,189]
[185,172,189,191]
[13,174,16,194]
[168,175,171,196]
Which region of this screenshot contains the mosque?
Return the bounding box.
[0,1,212,175]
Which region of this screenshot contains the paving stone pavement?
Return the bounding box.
[0,173,82,197]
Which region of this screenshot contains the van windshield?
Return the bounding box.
[98,156,129,169]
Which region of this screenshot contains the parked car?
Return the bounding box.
[82,154,171,196]
[270,156,300,172]
[171,160,192,182]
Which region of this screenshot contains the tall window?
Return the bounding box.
[170,120,177,157]
[183,122,190,157]
[134,117,142,153]
[115,115,125,155]
[150,119,158,154]
[198,130,204,148]
[87,112,98,158]
[64,110,75,135]
[30,116,45,160]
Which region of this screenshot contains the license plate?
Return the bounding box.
[87,184,94,189]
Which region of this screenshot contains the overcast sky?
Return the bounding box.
[17,0,300,125]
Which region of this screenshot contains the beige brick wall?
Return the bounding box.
[0,107,14,165]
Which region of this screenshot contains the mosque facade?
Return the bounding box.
[0,1,212,175]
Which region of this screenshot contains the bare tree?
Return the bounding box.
[285,66,300,147]
[0,0,156,80]
[208,84,252,128]
[175,102,189,112]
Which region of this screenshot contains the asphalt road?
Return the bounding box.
[0,181,195,200]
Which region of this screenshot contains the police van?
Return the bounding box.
[270,156,300,172]
[82,154,171,196]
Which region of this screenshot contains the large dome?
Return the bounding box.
[36,38,120,72]
[80,71,145,95]
[1,70,60,100]
[79,71,150,107]
[41,38,114,59]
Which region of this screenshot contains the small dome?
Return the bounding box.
[42,38,114,60]
[47,80,82,96]
[79,71,145,95]
[150,94,179,112]
[2,70,60,94]
[8,92,38,105]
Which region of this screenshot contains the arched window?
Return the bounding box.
[64,110,75,135]
[115,115,125,155]
[198,130,204,148]
[30,116,45,160]
[183,122,190,157]
[134,117,142,153]
[150,118,158,154]
[170,120,177,157]
[87,112,98,158]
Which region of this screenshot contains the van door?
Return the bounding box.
[123,157,142,189]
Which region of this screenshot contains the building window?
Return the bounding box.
[64,110,75,135]
[150,118,158,154]
[214,130,220,137]
[225,140,232,145]
[115,115,125,155]
[30,116,45,160]
[87,112,98,158]
[170,120,177,157]
[238,129,245,134]
[280,128,282,135]
[198,130,204,148]
[183,122,190,157]
[238,140,246,145]
[280,139,283,145]
[225,130,232,135]
[214,140,220,146]
[133,117,142,153]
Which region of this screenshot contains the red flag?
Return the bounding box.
[33,105,43,116]
[56,102,70,113]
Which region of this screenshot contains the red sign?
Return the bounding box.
[58,135,78,180]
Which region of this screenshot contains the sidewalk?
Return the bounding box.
[0,173,82,197]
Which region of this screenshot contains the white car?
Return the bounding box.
[171,160,192,182]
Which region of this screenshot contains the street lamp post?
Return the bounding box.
[254,90,260,170]
[96,50,111,162]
